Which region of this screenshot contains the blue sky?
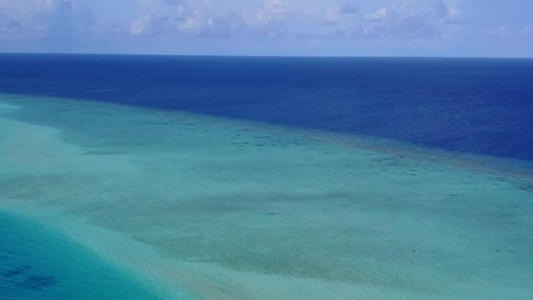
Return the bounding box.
[0,0,532,57]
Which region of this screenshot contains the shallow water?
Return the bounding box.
[1,94,533,299]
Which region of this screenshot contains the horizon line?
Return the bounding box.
[1,51,532,60]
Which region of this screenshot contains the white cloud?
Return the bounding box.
[261,0,292,14]
[0,0,96,45]
[128,1,249,39]
[0,0,468,44]
[128,0,291,39]
[521,26,533,36]
[349,0,464,40]
[1,0,531,57]
[339,3,358,14]
[91,18,125,36]
[487,25,511,38]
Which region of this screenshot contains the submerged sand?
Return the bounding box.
[1,94,532,299]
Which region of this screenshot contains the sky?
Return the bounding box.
[0,0,532,57]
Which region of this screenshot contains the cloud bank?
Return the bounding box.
[0,0,531,57]
[0,0,463,41]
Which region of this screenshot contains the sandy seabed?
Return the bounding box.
[1,95,532,300]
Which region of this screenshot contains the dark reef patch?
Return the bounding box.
[2,265,30,278]
[17,275,58,291]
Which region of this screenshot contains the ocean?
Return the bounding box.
[0,212,166,300]
[2,54,533,161]
[0,54,532,299]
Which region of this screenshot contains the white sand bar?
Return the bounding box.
[1,94,533,300]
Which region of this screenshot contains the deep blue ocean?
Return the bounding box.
[1,54,532,161]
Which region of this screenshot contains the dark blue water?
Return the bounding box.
[1,54,532,161]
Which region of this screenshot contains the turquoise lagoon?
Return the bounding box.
[1,94,532,299]
[0,212,171,300]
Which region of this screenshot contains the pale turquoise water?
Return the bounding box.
[1,94,533,299]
